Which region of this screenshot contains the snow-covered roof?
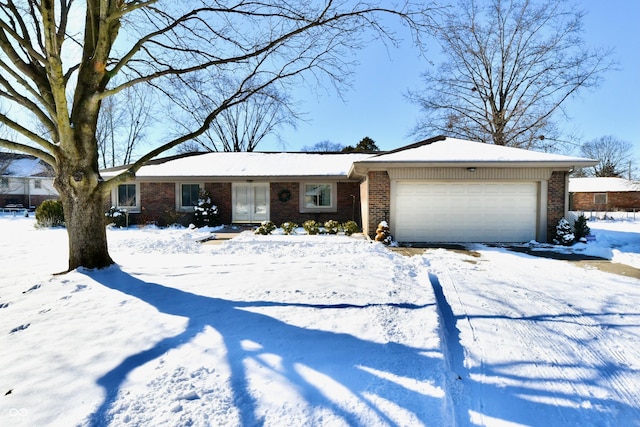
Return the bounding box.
[569,177,640,193]
[358,136,595,166]
[102,152,373,180]
[1,154,52,178]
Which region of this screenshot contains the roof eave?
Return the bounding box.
[352,159,598,171]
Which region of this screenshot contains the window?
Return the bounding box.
[33,179,42,189]
[0,178,8,189]
[180,183,201,209]
[594,193,607,204]
[300,183,336,212]
[117,184,137,207]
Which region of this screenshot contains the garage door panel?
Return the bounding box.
[394,182,537,243]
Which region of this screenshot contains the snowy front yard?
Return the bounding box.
[1,217,639,426]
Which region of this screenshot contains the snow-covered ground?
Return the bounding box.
[1,216,639,426]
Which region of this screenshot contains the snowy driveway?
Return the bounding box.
[426,246,640,426]
[2,217,640,426]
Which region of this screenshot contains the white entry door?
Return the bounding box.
[232,183,270,223]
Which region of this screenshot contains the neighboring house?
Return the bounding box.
[101,136,596,243]
[0,153,58,209]
[569,177,640,212]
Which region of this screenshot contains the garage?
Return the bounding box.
[393,181,538,243]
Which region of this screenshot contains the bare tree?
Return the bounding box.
[408,0,614,149]
[301,140,345,152]
[0,1,435,270]
[580,136,634,178]
[173,76,298,152]
[97,85,155,168]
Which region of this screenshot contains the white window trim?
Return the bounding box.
[176,182,203,212]
[112,182,140,212]
[299,182,337,213]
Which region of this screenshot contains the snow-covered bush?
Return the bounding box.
[374,220,393,245]
[342,220,359,236]
[324,220,340,234]
[35,199,64,228]
[255,220,276,235]
[281,221,298,235]
[553,217,575,246]
[193,190,220,228]
[105,206,128,228]
[303,219,320,235]
[573,214,591,242]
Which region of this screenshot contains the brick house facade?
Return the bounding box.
[103,139,594,243]
[569,177,640,212]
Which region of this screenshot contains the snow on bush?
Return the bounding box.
[193,190,220,228]
[553,217,575,246]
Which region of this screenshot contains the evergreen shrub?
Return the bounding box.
[573,214,591,241]
[303,219,320,235]
[342,220,359,236]
[193,190,220,228]
[281,222,298,235]
[35,199,64,228]
[553,217,575,246]
[105,206,128,228]
[324,220,340,234]
[255,220,276,235]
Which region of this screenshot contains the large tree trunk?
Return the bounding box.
[55,159,114,272]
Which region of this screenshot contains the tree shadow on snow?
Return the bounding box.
[83,266,442,427]
[429,272,640,426]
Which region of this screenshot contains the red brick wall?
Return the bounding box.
[572,191,640,211]
[269,182,361,226]
[547,171,566,242]
[366,171,390,238]
[134,181,362,227]
[270,182,300,225]
[204,182,232,224]
[139,182,177,226]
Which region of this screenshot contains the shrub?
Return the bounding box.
[255,220,276,235]
[193,190,220,228]
[342,220,359,236]
[553,217,575,246]
[324,220,340,234]
[573,214,591,241]
[303,219,320,235]
[374,220,393,245]
[281,221,298,235]
[35,199,64,228]
[105,206,128,228]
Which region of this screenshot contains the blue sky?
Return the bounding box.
[262,1,640,157]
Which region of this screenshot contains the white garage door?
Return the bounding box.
[394,182,538,243]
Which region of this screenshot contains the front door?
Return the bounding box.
[232,183,270,223]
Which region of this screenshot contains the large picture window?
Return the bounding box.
[300,182,336,212]
[181,183,201,209]
[117,184,137,208]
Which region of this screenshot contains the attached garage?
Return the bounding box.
[393,181,538,242]
[349,136,598,244]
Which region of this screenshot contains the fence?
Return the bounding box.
[568,209,640,222]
